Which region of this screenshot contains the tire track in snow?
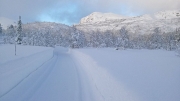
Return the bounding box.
[0,49,52,66]
[28,48,82,101]
[0,49,53,75]
[24,55,59,101]
[0,47,82,101]
[70,56,82,101]
[0,49,55,99]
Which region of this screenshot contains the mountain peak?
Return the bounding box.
[76,10,180,34]
[80,12,126,24]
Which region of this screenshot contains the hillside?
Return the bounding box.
[75,10,180,34]
[23,22,72,33]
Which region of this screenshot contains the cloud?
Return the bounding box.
[127,0,180,14]
[0,0,180,25]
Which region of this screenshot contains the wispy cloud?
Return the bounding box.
[0,0,180,25]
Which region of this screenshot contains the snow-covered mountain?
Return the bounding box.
[80,12,126,24]
[153,10,180,19]
[76,10,180,35]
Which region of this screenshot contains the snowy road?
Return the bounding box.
[0,45,179,101]
[0,47,93,101]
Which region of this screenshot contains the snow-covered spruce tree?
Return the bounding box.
[77,31,86,48]
[89,31,101,48]
[16,16,22,44]
[104,30,114,47]
[149,28,162,49]
[54,33,63,46]
[175,28,180,43]
[131,35,146,49]
[96,30,106,47]
[163,32,176,51]
[70,27,85,48]
[0,23,2,35]
[175,28,180,54]
[0,23,3,44]
[4,25,16,44]
[116,27,129,49]
[44,31,54,47]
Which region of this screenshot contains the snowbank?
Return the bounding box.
[72,48,180,101]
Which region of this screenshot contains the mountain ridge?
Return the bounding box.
[76,10,180,35]
[80,12,126,24]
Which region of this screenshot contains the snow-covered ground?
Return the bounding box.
[72,48,180,101]
[0,45,180,101]
[0,44,53,64]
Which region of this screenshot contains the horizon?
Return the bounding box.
[0,0,180,27]
[0,9,180,29]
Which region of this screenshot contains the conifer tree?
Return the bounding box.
[17,16,22,44]
[0,23,2,35]
[15,16,22,55]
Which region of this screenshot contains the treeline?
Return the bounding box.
[0,23,180,51]
[84,27,180,51]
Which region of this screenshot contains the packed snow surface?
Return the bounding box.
[0,45,180,101]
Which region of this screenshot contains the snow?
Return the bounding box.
[154,10,180,19]
[0,17,16,29]
[0,45,53,99]
[0,44,53,64]
[76,10,180,34]
[72,48,180,101]
[0,45,180,101]
[80,12,126,24]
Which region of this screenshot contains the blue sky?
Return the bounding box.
[0,0,180,26]
[38,2,138,25]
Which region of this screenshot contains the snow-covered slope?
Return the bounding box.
[73,48,180,101]
[80,12,125,24]
[0,45,179,101]
[154,10,180,19]
[76,10,180,34]
[0,44,53,64]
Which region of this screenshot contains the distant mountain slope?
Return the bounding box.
[0,17,15,29]
[80,12,126,24]
[154,10,180,19]
[23,22,71,31]
[76,10,180,35]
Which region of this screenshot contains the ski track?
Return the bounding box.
[1,46,180,101]
[0,47,96,101]
[0,47,139,101]
[0,49,53,97]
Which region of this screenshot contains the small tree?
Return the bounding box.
[16,16,22,44]
[15,16,22,55]
[7,25,16,36]
[116,27,129,49]
[175,28,180,42]
[175,28,180,55]
[0,23,2,35]
[70,27,86,48]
